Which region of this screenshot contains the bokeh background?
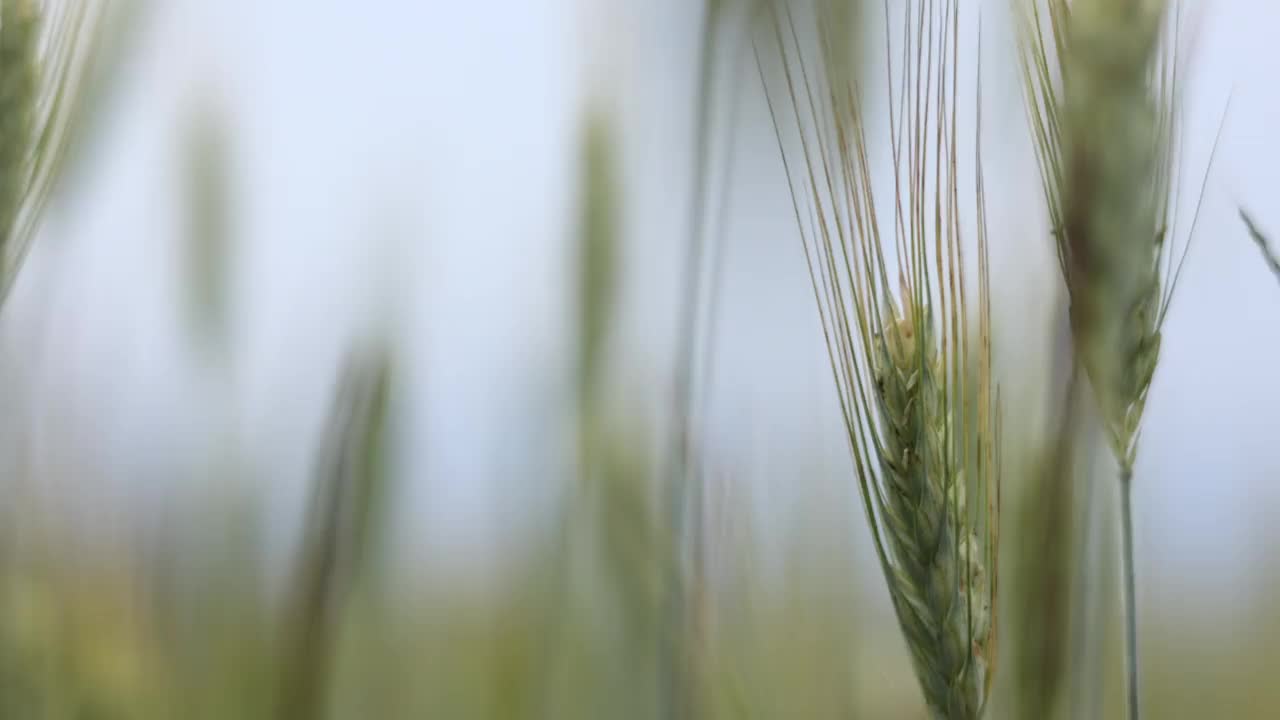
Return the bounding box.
[1,0,1277,717]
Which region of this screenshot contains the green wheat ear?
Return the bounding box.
[1016,0,1226,469]
[759,2,1000,717]
[0,0,106,302]
[1016,2,1228,717]
[182,101,232,353]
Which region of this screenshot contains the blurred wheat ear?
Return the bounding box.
[1005,315,1082,720]
[758,2,1000,716]
[1016,0,1214,472]
[531,105,685,720]
[182,100,232,354]
[0,0,114,303]
[1241,209,1280,285]
[279,348,393,720]
[1016,1,1227,717]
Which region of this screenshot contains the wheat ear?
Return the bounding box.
[1019,0,1166,466]
[1020,0,1229,468]
[758,2,999,716]
[1015,1,1231,717]
[1020,4,1165,717]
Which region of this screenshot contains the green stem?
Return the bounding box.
[1119,465,1139,720]
[664,2,719,718]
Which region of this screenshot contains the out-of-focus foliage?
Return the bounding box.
[2,2,1279,720]
[0,0,130,298]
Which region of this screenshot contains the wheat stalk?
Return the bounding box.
[758,2,999,716]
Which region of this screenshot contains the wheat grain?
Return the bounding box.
[758,2,999,716]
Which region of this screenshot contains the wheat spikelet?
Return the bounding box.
[758,2,999,716]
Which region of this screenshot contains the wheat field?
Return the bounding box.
[0,1,1277,718]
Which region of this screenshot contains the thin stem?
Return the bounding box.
[696,11,750,434]
[1119,465,1140,720]
[664,2,720,718]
